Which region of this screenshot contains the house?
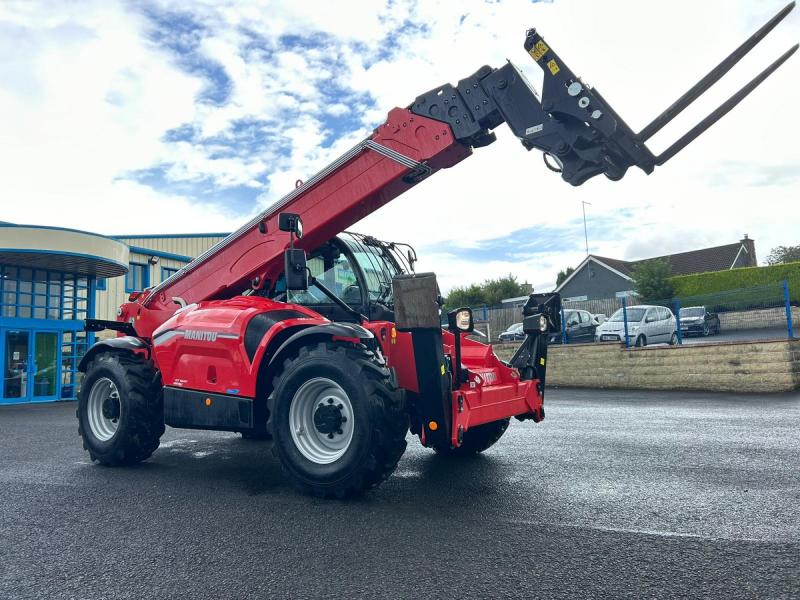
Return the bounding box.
[555,236,757,301]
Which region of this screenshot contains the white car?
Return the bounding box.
[595,305,678,347]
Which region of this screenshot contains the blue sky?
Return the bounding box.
[0,0,798,291]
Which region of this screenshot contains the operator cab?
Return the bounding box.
[270,232,416,323]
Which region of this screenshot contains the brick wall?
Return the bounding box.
[494,339,800,393]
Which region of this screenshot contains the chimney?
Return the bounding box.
[741,234,757,266]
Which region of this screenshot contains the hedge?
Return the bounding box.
[670,261,800,301]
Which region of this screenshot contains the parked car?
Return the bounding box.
[679,305,721,336]
[498,322,525,342]
[591,313,607,326]
[548,309,597,344]
[595,305,678,347]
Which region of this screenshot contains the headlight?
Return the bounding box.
[538,315,547,332]
[522,313,548,334]
[447,307,474,333]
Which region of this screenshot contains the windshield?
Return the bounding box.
[609,308,646,322]
[682,307,705,317]
[506,323,523,332]
[340,233,403,305]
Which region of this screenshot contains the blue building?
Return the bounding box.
[0,223,227,405]
[0,224,127,404]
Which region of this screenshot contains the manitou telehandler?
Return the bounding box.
[78,5,796,497]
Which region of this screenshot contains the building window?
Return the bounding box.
[60,330,88,399]
[160,266,179,282]
[125,262,149,293]
[0,265,89,321]
[96,278,107,291]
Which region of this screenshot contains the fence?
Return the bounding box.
[469,280,796,347]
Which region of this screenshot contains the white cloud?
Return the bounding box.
[0,0,798,295]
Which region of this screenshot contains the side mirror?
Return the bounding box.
[447,307,474,333]
[278,213,303,239]
[284,248,308,291]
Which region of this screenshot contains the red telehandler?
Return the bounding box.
[78,5,796,497]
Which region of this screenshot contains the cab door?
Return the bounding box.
[285,241,366,322]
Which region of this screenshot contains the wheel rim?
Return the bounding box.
[87,377,121,442]
[289,377,355,465]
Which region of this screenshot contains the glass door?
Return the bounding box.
[32,331,59,400]
[3,330,30,401]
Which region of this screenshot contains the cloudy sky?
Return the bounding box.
[1,0,798,292]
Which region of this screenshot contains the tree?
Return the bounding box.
[556,266,575,287]
[766,245,800,265]
[631,258,674,303]
[444,274,530,310]
[443,283,485,310]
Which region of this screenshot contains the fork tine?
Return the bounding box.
[655,44,798,166]
[639,1,795,142]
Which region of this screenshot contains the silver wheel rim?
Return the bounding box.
[87,377,121,442]
[289,377,354,465]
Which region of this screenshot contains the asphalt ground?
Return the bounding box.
[545,326,792,347]
[680,326,791,345]
[1,389,798,600]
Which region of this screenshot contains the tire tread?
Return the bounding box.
[268,342,407,498]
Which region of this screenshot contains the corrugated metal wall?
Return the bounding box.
[118,235,227,259]
[95,235,227,321]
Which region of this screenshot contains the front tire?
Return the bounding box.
[634,335,646,347]
[77,351,164,466]
[433,418,510,456]
[269,342,407,498]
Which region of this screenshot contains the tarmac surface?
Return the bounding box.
[679,326,791,345]
[1,388,798,599]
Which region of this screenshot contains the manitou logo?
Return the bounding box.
[183,330,218,342]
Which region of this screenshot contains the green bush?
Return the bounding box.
[670,261,800,301]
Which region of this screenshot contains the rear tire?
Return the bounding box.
[77,351,164,466]
[268,342,407,498]
[670,332,678,345]
[433,418,510,456]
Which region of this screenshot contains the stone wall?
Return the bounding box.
[494,339,800,393]
[715,305,800,331]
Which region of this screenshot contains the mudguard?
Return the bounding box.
[266,322,374,371]
[78,336,149,372]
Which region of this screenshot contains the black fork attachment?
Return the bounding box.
[411,2,797,186]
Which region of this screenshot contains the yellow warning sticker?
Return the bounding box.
[440,364,446,375]
[547,59,560,76]
[529,40,549,61]
[540,358,546,366]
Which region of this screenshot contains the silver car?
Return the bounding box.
[595,305,678,347]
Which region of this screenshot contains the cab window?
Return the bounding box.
[286,249,362,306]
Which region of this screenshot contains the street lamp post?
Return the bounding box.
[582,201,591,255]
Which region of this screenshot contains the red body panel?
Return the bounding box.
[443,333,543,446]
[365,322,543,441]
[151,297,325,398]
